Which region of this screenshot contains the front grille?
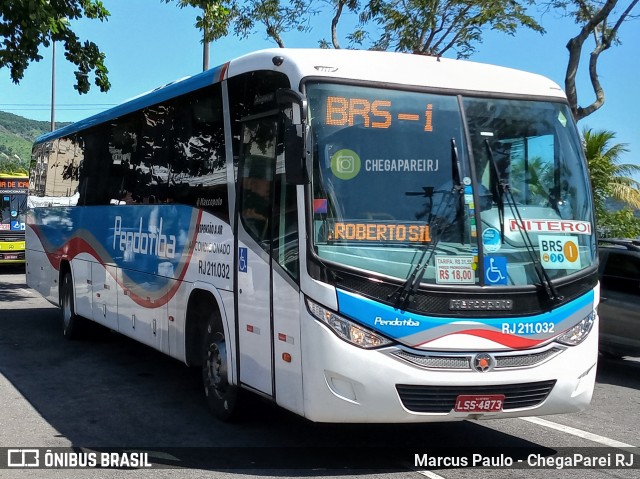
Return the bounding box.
[495,348,562,369]
[392,351,470,370]
[396,380,557,413]
[391,346,563,371]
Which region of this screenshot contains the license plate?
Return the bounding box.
[3,254,18,260]
[454,394,505,412]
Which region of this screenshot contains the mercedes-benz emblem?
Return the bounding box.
[472,353,494,373]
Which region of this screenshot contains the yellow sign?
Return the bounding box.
[0,179,28,189]
[325,96,433,132]
[327,221,431,243]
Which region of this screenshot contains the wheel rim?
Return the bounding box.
[204,333,229,401]
[62,288,72,330]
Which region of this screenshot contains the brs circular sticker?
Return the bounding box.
[538,235,581,270]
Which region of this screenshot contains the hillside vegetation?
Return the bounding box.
[0,111,69,173]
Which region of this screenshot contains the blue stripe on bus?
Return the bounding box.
[30,204,198,291]
[336,288,594,346]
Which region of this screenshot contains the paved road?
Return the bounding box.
[1,267,639,478]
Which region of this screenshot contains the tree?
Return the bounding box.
[0,0,111,94]
[0,153,29,175]
[361,0,543,57]
[599,209,640,238]
[171,0,543,54]
[318,0,360,49]
[163,0,235,44]
[582,127,640,236]
[234,0,317,48]
[552,0,640,121]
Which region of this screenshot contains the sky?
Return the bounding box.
[1,1,638,171]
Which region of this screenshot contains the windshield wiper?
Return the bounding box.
[485,141,505,243]
[484,139,563,303]
[389,139,464,310]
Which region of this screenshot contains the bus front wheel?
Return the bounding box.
[60,273,83,339]
[201,312,241,421]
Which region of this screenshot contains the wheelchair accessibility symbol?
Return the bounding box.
[484,256,508,285]
[238,247,248,273]
[11,220,25,231]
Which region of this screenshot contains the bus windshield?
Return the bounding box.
[307,82,596,287]
[1,191,27,231]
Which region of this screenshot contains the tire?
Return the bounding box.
[201,310,242,422]
[60,272,83,340]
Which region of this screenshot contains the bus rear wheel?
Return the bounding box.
[60,272,83,339]
[201,312,241,422]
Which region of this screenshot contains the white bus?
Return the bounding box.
[27,48,599,423]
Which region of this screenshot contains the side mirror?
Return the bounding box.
[276,89,308,185]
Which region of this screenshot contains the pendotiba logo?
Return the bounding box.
[374,316,420,327]
[113,216,177,259]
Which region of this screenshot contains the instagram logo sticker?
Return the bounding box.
[330,149,361,180]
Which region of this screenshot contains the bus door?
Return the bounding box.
[235,115,279,396]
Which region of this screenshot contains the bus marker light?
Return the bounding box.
[169,316,174,322]
[278,333,295,344]
[282,353,292,363]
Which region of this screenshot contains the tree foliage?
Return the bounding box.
[598,209,640,238]
[234,0,317,48]
[167,0,318,48]
[362,0,543,57]
[320,0,360,49]
[163,0,235,43]
[169,0,542,56]
[0,0,111,94]
[582,127,640,236]
[0,152,29,176]
[550,0,640,121]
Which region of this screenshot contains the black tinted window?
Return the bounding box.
[601,251,640,297]
[603,252,640,280]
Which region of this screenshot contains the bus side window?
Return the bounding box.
[131,105,172,204]
[168,83,228,220]
[273,174,299,280]
[59,136,80,198]
[108,117,138,204]
[228,70,291,181]
[77,127,113,206]
[29,142,48,198]
[238,119,277,248]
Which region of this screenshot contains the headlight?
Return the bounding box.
[306,298,392,349]
[556,311,596,346]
